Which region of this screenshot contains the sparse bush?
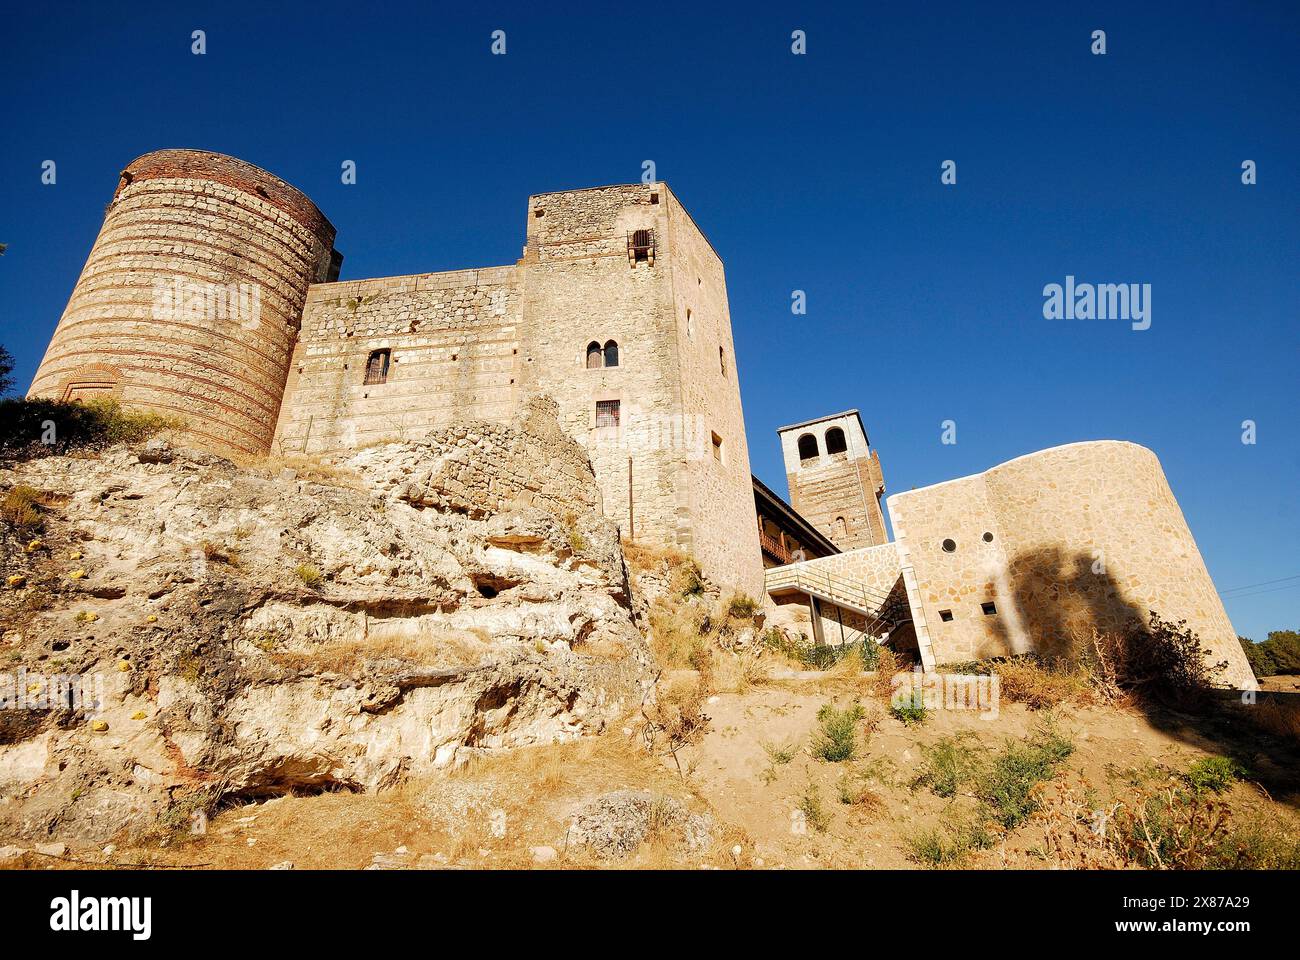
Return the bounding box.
[907,817,994,867]
[725,592,759,620]
[1184,756,1245,794]
[798,783,830,833]
[995,656,1092,709]
[562,512,587,554]
[811,702,865,762]
[762,740,798,766]
[641,673,710,778]
[0,397,180,461]
[295,563,323,588]
[913,734,983,798]
[890,700,927,726]
[975,720,1074,829]
[201,540,239,567]
[1089,612,1226,709]
[1,485,43,533]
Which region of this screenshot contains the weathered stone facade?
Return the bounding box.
[29,150,339,455]
[778,411,888,550]
[30,154,763,596]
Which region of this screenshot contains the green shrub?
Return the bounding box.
[798,783,830,833]
[890,700,928,726]
[913,734,983,798]
[1185,756,1245,794]
[295,563,323,588]
[975,721,1074,829]
[906,818,994,867]
[811,702,865,762]
[0,397,180,461]
[724,593,759,620]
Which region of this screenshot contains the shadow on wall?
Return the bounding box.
[987,546,1146,662]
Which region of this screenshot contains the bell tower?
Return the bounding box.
[778,410,888,550]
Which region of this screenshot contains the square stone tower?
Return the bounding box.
[778,410,888,550]
[515,183,764,597]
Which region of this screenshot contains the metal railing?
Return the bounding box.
[765,565,911,640]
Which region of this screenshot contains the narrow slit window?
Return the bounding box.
[711,431,724,463]
[364,349,391,385]
[938,609,954,622]
[596,399,620,427]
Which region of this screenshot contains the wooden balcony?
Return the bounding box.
[759,529,793,565]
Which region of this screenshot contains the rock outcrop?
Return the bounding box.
[0,397,651,843]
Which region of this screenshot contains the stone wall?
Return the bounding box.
[28,150,337,456]
[887,441,1256,688]
[273,266,520,453]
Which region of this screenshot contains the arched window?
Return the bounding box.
[603,340,619,367]
[586,341,603,369]
[364,349,391,385]
[797,433,819,464]
[825,426,847,457]
[834,516,847,537]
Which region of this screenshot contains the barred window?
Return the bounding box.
[364,349,391,385]
[595,399,620,427]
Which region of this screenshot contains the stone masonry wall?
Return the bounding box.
[887,441,1256,688]
[662,186,764,598]
[273,266,520,453]
[29,150,336,456]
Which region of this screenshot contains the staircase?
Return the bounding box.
[765,565,911,641]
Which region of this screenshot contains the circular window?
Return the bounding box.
[982,531,994,543]
[941,538,957,553]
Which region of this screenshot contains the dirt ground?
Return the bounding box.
[8,668,1295,871]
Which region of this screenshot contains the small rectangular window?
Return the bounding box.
[364,349,391,385]
[938,609,954,622]
[596,399,620,427]
[981,601,997,616]
[650,193,659,204]
[534,208,544,218]
[711,431,723,463]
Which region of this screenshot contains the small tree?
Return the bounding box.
[0,344,14,397]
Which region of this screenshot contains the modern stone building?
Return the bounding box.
[28,150,764,595]
[769,439,1257,689]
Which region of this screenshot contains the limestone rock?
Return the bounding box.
[0,399,651,843]
[567,790,715,860]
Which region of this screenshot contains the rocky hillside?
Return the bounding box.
[0,397,652,843]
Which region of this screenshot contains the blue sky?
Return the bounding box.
[1,1,1296,639]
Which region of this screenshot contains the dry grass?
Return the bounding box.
[1242,697,1300,744]
[997,658,1096,710]
[622,540,693,576]
[231,452,365,491]
[1,485,44,534]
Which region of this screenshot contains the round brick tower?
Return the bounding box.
[28,149,338,456]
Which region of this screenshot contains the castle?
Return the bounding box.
[27,150,1256,687]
